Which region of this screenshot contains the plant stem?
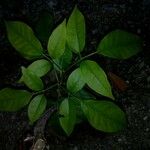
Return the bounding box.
[78,52,82,60]
[42,53,62,70]
[60,86,82,102]
[54,70,59,83]
[33,83,58,96]
[81,51,97,60]
[66,51,97,72]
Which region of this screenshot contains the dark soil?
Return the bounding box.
[0,0,150,150]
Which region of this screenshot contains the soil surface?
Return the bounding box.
[0,0,150,150]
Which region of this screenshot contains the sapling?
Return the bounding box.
[0,6,142,138]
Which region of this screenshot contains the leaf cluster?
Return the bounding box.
[0,6,142,136]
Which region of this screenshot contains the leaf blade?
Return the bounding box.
[80,60,114,99]
[0,88,32,111]
[53,47,72,71]
[5,21,43,60]
[81,100,126,132]
[48,19,66,59]
[67,6,85,53]
[59,98,76,136]
[67,68,85,93]
[27,59,52,77]
[21,67,44,91]
[28,94,47,123]
[97,30,142,59]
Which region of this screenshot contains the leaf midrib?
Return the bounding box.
[86,62,110,95]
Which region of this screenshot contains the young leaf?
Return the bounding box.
[59,98,76,136]
[80,60,114,99]
[67,6,85,53]
[97,30,142,59]
[67,68,85,93]
[5,21,43,60]
[21,67,44,91]
[0,88,31,111]
[48,19,66,59]
[28,94,47,123]
[35,12,53,42]
[53,47,72,71]
[27,59,52,77]
[81,100,126,132]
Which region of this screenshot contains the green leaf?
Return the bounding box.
[97,30,142,59]
[67,6,85,53]
[67,68,85,93]
[53,47,72,71]
[19,59,52,82]
[28,94,47,123]
[59,98,76,136]
[80,60,114,99]
[0,88,31,111]
[48,19,66,59]
[35,12,53,42]
[27,59,52,77]
[5,21,43,60]
[81,100,126,132]
[21,67,44,91]
[69,97,85,124]
[74,89,96,100]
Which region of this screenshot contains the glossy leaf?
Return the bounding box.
[54,47,72,71]
[0,88,31,111]
[81,100,126,132]
[28,94,47,123]
[59,98,76,136]
[67,68,85,93]
[97,30,142,59]
[27,59,52,77]
[48,19,66,59]
[67,6,85,53]
[80,60,114,99]
[35,12,53,42]
[5,21,43,60]
[21,67,44,91]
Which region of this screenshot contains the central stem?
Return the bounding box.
[66,51,97,72]
[33,83,58,96]
[42,53,62,70]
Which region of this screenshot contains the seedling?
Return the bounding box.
[0,6,142,136]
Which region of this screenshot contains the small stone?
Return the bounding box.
[118,138,122,142]
[33,139,45,150]
[143,116,148,120]
[125,80,130,84]
[146,128,149,132]
[147,76,150,82]
[137,29,141,34]
[73,146,78,150]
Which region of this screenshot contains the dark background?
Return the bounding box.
[0,0,150,149]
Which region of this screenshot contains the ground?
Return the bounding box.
[0,0,150,149]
